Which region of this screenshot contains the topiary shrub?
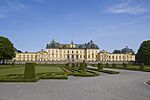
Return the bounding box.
[112,63,116,68]
[24,62,36,79]
[98,63,103,71]
[71,63,76,69]
[105,63,109,67]
[140,63,144,71]
[66,63,69,67]
[122,63,127,69]
[79,63,86,71]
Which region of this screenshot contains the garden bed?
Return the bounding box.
[87,67,119,74]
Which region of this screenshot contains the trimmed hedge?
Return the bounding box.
[99,70,119,74]
[112,63,116,68]
[140,63,144,71]
[0,74,39,82]
[73,70,99,77]
[122,63,127,69]
[24,62,36,79]
[87,67,119,74]
[79,63,86,71]
[98,63,103,71]
[38,73,67,79]
[105,63,109,67]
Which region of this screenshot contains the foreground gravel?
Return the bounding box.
[0,68,150,100]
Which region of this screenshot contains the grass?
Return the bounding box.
[0,64,67,82]
[62,65,99,77]
[104,64,150,72]
[0,64,99,82]
[87,67,119,74]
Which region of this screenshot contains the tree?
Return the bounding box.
[113,50,121,54]
[136,40,150,65]
[0,36,16,64]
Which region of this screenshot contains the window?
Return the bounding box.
[119,56,121,59]
[92,54,94,58]
[112,56,114,59]
[76,51,78,53]
[80,51,82,53]
[76,55,79,59]
[67,55,69,59]
[92,51,94,53]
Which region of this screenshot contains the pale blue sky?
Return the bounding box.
[0,0,150,53]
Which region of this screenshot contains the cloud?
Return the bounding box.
[0,0,27,18]
[105,15,150,30]
[106,0,148,14]
[123,15,150,25]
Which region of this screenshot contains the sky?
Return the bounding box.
[0,0,150,53]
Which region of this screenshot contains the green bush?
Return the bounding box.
[112,63,116,68]
[73,70,99,77]
[38,73,68,79]
[86,67,119,74]
[0,78,39,82]
[71,63,76,69]
[66,63,69,67]
[122,63,127,69]
[105,63,109,67]
[79,62,86,71]
[140,63,144,71]
[24,62,36,79]
[98,63,103,71]
[99,70,119,74]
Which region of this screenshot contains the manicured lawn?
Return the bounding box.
[0,64,67,82]
[104,64,150,72]
[0,66,24,76]
[0,64,64,76]
[0,64,99,82]
[35,65,64,74]
[62,66,99,76]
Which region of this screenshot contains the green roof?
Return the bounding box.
[46,40,99,49]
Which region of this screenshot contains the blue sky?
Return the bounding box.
[0,0,150,53]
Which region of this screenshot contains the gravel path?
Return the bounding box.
[0,68,150,100]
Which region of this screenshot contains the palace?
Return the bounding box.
[15,40,99,62]
[14,40,135,62]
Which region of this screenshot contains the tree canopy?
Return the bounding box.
[0,36,16,64]
[136,40,150,65]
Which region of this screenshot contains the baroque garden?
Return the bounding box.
[0,36,150,84]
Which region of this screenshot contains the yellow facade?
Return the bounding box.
[14,40,99,62]
[97,50,135,62]
[14,40,135,62]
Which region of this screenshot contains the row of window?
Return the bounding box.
[100,55,133,59]
[48,50,97,54]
